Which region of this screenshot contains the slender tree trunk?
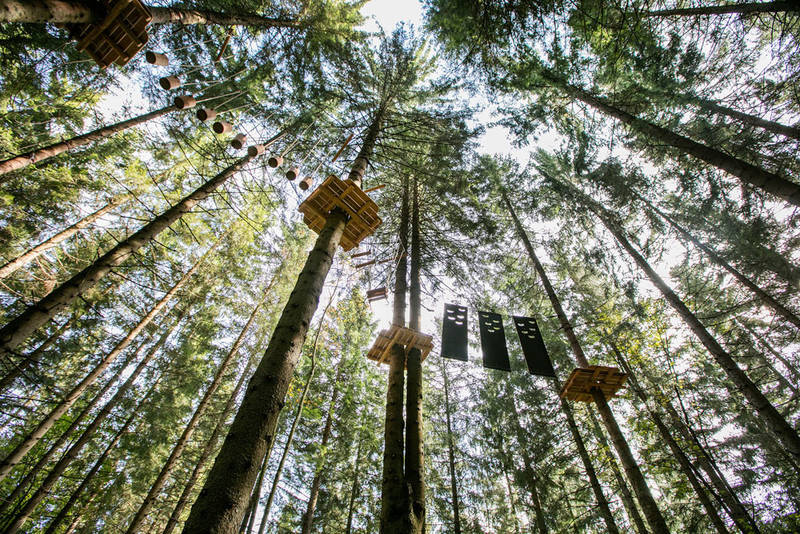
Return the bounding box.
[637,193,800,328]
[0,1,302,27]
[0,198,124,278]
[441,360,462,534]
[126,295,268,534]
[405,175,425,533]
[644,2,799,17]
[0,150,259,357]
[611,345,732,534]
[242,445,271,534]
[589,203,800,460]
[584,411,648,534]
[545,74,800,207]
[508,404,547,534]
[0,108,173,179]
[345,437,364,534]
[44,376,161,534]
[736,320,800,384]
[162,353,258,534]
[381,175,410,534]
[0,233,220,482]
[502,188,668,532]
[300,357,348,534]
[181,109,384,534]
[2,305,188,533]
[498,440,521,534]
[692,98,800,141]
[0,331,159,518]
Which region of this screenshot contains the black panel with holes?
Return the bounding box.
[512,316,555,377]
[478,311,511,371]
[441,303,468,361]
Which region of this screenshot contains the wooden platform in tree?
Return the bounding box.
[559,365,627,403]
[367,324,433,366]
[298,175,381,252]
[70,0,151,68]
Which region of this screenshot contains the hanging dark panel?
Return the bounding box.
[478,311,511,371]
[513,316,556,377]
[441,303,468,361]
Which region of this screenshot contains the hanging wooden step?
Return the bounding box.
[366,287,387,302]
[350,250,371,259]
[366,325,434,366]
[298,175,382,252]
[559,365,627,403]
[69,0,152,69]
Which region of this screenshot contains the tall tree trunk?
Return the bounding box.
[637,192,800,328]
[300,356,348,534]
[242,443,272,534]
[502,188,669,533]
[543,74,800,207]
[0,149,260,357]
[644,2,799,17]
[345,437,364,534]
[162,351,258,534]
[736,320,800,384]
[0,107,173,179]
[2,304,189,533]
[180,108,384,534]
[43,375,162,534]
[441,360,462,534]
[610,345,733,534]
[0,1,301,27]
[0,198,124,278]
[578,189,800,460]
[125,294,268,534]
[498,439,521,534]
[0,330,160,518]
[0,232,220,482]
[405,175,425,533]
[691,98,800,141]
[508,404,547,534]
[584,411,648,534]
[381,175,410,534]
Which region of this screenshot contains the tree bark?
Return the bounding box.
[0,1,301,27]
[0,151,258,357]
[504,188,662,532]
[591,389,671,534]
[345,437,364,534]
[0,233,219,483]
[381,175,410,534]
[441,360,462,534]
[405,175,425,533]
[545,74,800,207]
[611,345,732,534]
[637,192,800,329]
[0,331,156,519]
[241,442,272,534]
[162,353,258,534]
[644,2,799,17]
[593,207,800,460]
[0,107,173,179]
[125,295,268,534]
[3,303,187,533]
[180,108,382,534]
[43,375,161,534]
[0,198,124,279]
[300,355,348,534]
[585,411,648,534]
[692,98,800,141]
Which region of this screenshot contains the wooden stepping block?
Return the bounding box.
[367,324,433,366]
[298,175,381,252]
[366,287,387,302]
[559,365,628,403]
[70,0,151,68]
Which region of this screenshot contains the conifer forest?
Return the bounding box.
[1,0,800,532]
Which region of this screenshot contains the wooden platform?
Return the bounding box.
[298,175,381,252]
[559,365,627,403]
[366,325,433,366]
[70,0,151,68]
